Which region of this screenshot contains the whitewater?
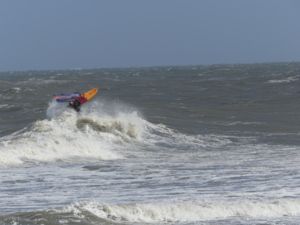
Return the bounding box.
[1,63,300,225]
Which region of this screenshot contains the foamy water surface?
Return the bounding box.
[1,64,300,225]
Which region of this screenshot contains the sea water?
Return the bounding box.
[0,63,300,224]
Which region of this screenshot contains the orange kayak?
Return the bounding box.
[83,88,98,101]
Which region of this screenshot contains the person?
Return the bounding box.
[68,94,87,112]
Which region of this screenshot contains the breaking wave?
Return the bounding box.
[55,199,300,223]
[0,100,146,166]
[0,100,232,167]
[3,199,300,224]
[267,76,299,84]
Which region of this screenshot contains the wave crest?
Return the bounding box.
[0,101,146,166]
[0,100,233,167]
[65,199,300,223]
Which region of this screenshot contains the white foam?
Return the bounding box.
[0,99,233,167]
[267,76,299,84]
[0,101,147,166]
[12,87,21,93]
[65,199,300,223]
[222,121,263,126]
[143,122,232,150]
[0,104,10,109]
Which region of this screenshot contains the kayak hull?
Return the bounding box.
[83,88,98,101]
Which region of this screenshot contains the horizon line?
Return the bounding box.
[1,60,300,74]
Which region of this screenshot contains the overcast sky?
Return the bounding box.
[0,0,300,71]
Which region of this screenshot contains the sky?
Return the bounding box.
[0,0,300,71]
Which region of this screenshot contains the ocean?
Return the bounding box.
[0,63,300,225]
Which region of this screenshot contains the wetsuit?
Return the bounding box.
[69,95,87,112]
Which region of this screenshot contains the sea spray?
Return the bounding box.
[0,100,147,166]
[1,99,233,166]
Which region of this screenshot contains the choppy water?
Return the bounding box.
[0,63,300,225]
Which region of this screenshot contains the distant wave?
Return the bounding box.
[218,121,263,126]
[0,104,13,109]
[17,78,69,85]
[267,76,299,84]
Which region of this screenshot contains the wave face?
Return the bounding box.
[0,101,144,166]
[0,99,233,167]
